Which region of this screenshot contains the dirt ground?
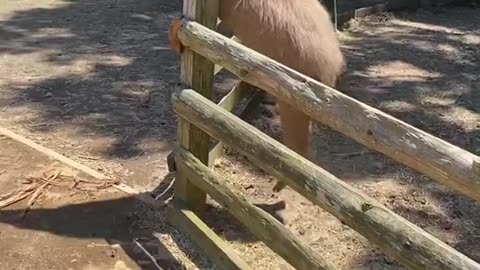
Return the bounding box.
[0,0,479,269]
[0,134,137,270]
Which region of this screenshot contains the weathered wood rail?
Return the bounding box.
[176,19,480,203]
[171,88,480,270]
[172,145,336,270]
[166,0,480,269]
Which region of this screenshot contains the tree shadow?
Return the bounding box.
[0,0,182,159]
[0,0,292,268]
[324,7,480,183]
[203,200,286,243]
[210,6,480,268]
[0,194,201,269]
[0,187,290,269]
[315,6,480,268]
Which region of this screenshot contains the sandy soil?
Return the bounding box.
[0,134,144,270]
[0,0,479,269]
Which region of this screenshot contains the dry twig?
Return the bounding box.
[22,183,49,217]
[0,168,119,214]
[0,184,37,209]
[133,238,165,270]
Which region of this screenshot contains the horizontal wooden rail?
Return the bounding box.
[217,81,255,112]
[214,36,240,75]
[168,81,258,170]
[172,146,336,270]
[209,81,258,166]
[168,200,252,270]
[175,19,480,202]
[172,88,480,270]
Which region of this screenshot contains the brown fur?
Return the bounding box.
[219,0,345,166]
[168,18,184,55]
[169,0,346,192]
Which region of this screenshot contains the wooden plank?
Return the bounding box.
[168,82,259,169]
[213,19,237,76]
[175,19,480,203]
[336,4,388,26]
[208,81,259,166]
[214,36,241,75]
[214,64,224,75]
[171,88,480,270]
[336,1,422,26]
[167,201,252,270]
[217,81,255,111]
[208,141,225,167]
[173,146,337,270]
[175,0,219,217]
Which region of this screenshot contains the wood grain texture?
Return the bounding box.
[168,201,252,270]
[174,0,219,216]
[208,81,257,167]
[173,146,336,270]
[176,19,480,203]
[169,81,258,169]
[172,88,480,270]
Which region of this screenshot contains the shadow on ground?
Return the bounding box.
[0,195,185,269]
[0,190,290,269]
[1,1,480,269]
[315,7,480,266]
[221,6,480,268]
[0,0,181,159]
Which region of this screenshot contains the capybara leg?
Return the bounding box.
[273,100,311,192]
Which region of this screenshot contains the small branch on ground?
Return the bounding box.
[0,167,119,215]
[133,238,165,270]
[0,184,37,209]
[22,182,49,218]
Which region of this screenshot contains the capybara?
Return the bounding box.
[169,0,346,192]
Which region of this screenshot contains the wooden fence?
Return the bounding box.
[166,0,480,269]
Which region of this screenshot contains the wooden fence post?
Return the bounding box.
[174,0,219,217]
